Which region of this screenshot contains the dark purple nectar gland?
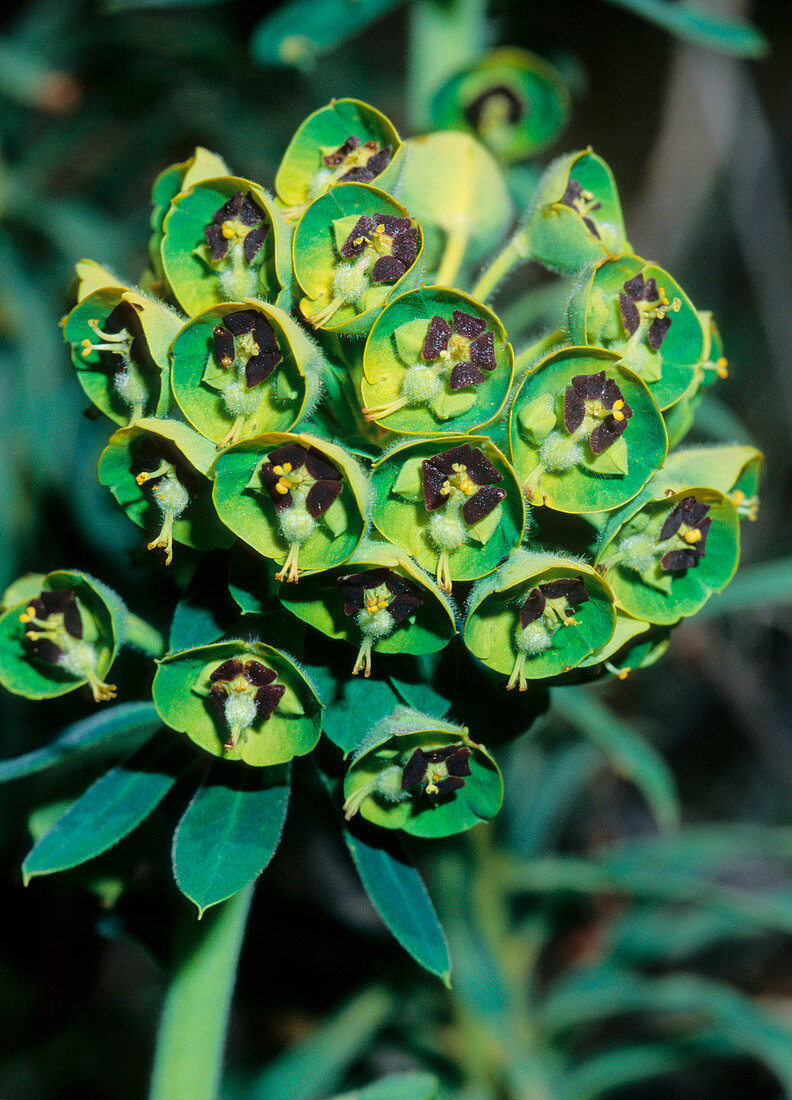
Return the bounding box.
[464,85,524,133]
[78,304,148,422]
[212,310,283,448]
[259,443,343,583]
[282,136,393,223]
[206,657,285,752]
[560,178,604,238]
[614,272,682,378]
[203,190,270,301]
[601,496,712,577]
[362,310,497,422]
[337,568,423,677]
[524,371,633,504]
[132,442,192,567]
[305,213,417,329]
[420,443,504,592]
[342,741,472,820]
[507,578,589,692]
[19,590,116,702]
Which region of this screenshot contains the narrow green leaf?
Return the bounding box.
[330,1072,439,1100]
[344,824,451,983]
[229,986,396,1100]
[600,0,767,57]
[0,701,159,783]
[250,0,404,68]
[172,763,290,916]
[22,738,184,881]
[551,689,680,831]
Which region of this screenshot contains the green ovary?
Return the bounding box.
[402,364,442,404]
[618,532,658,573]
[221,380,260,419]
[516,619,553,656]
[539,431,583,472]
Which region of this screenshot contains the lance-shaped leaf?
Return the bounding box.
[170,299,324,447]
[464,550,616,688]
[172,762,290,914]
[153,639,322,767]
[212,432,369,582]
[429,47,569,164]
[98,418,234,565]
[568,253,705,410]
[330,1071,440,1099]
[526,149,629,273]
[342,707,502,839]
[595,472,741,625]
[278,538,457,678]
[361,287,514,435]
[509,346,667,513]
[22,737,185,882]
[160,177,292,316]
[370,434,524,591]
[63,285,183,424]
[275,98,402,209]
[293,183,423,336]
[0,569,123,703]
[250,0,404,68]
[149,147,230,281]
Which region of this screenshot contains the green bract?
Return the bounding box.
[369,435,524,591]
[211,432,369,582]
[97,418,234,565]
[699,310,729,390]
[568,254,705,410]
[360,287,514,435]
[293,183,423,334]
[152,639,322,766]
[149,147,230,283]
[394,131,513,277]
[160,177,292,315]
[0,570,122,702]
[63,285,183,425]
[662,444,762,522]
[595,473,741,625]
[509,347,667,513]
[526,149,629,273]
[342,708,502,838]
[573,610,670,679]
[429,48,569,163]
[275,98,402,211]
[278,538,457,677]
[464,551,616,690]
[170,299,324,447]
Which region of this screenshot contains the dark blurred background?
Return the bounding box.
[0,1,791,1097]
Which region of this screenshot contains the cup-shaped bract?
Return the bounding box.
[526,150,629,273]
[149,147,230,281]
[568,255,705,411]
[393,131,513,275]
[429,48,570,163]
[595,476,741,625]
[212,432,369,583]
[370,435,524,592]
[579,611,671,679]
[278,538,457,678]
[464,551,616,689]
[663,444,762,522]
[275,98,402,210]
[0,570,122,703]
[98,419,234,566]
[160,178,292,316]
[293,183,423,335]
[152,639,322,766]
[342,708,502,838]
[170,300,323,448]
[509,347,667,513]
[63,286,183,425]
[361,287,514,435]
[698,311,729,391]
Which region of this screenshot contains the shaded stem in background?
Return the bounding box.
[406,0,487,131]
[513,329,566,376]
[125,612,166,658]
[149,885,254,1100]
[435,227,468,287]
[471,223,533,304]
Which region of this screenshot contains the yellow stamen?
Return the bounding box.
[683,529,702,544]
[612,399,625,422]
[221,224,235,239]
[717,356,729,378]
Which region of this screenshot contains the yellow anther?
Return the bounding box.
[440,482,451,495]
[353,236,365,247]
[618,668,630,680]
[612,399,625,422]
[221,223,236,239]
[26,631,39,641]
[425,780,439,796]
[272,464,284,476]
[19,612,31,623]
[378,599,389,610]
[374,224,385,235]
[731,489,746,506]
[564,617,580,626]
[717,356,729,378]
[275,482,289,495]
[682,529,702,544]
[671,298,682,312]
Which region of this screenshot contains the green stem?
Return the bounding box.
[513,329,566,375]
[149,885,254,1100]
[435,227,469,287]
[471,223,534,303]
[124,612,166,658]
[406,0,488,131]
